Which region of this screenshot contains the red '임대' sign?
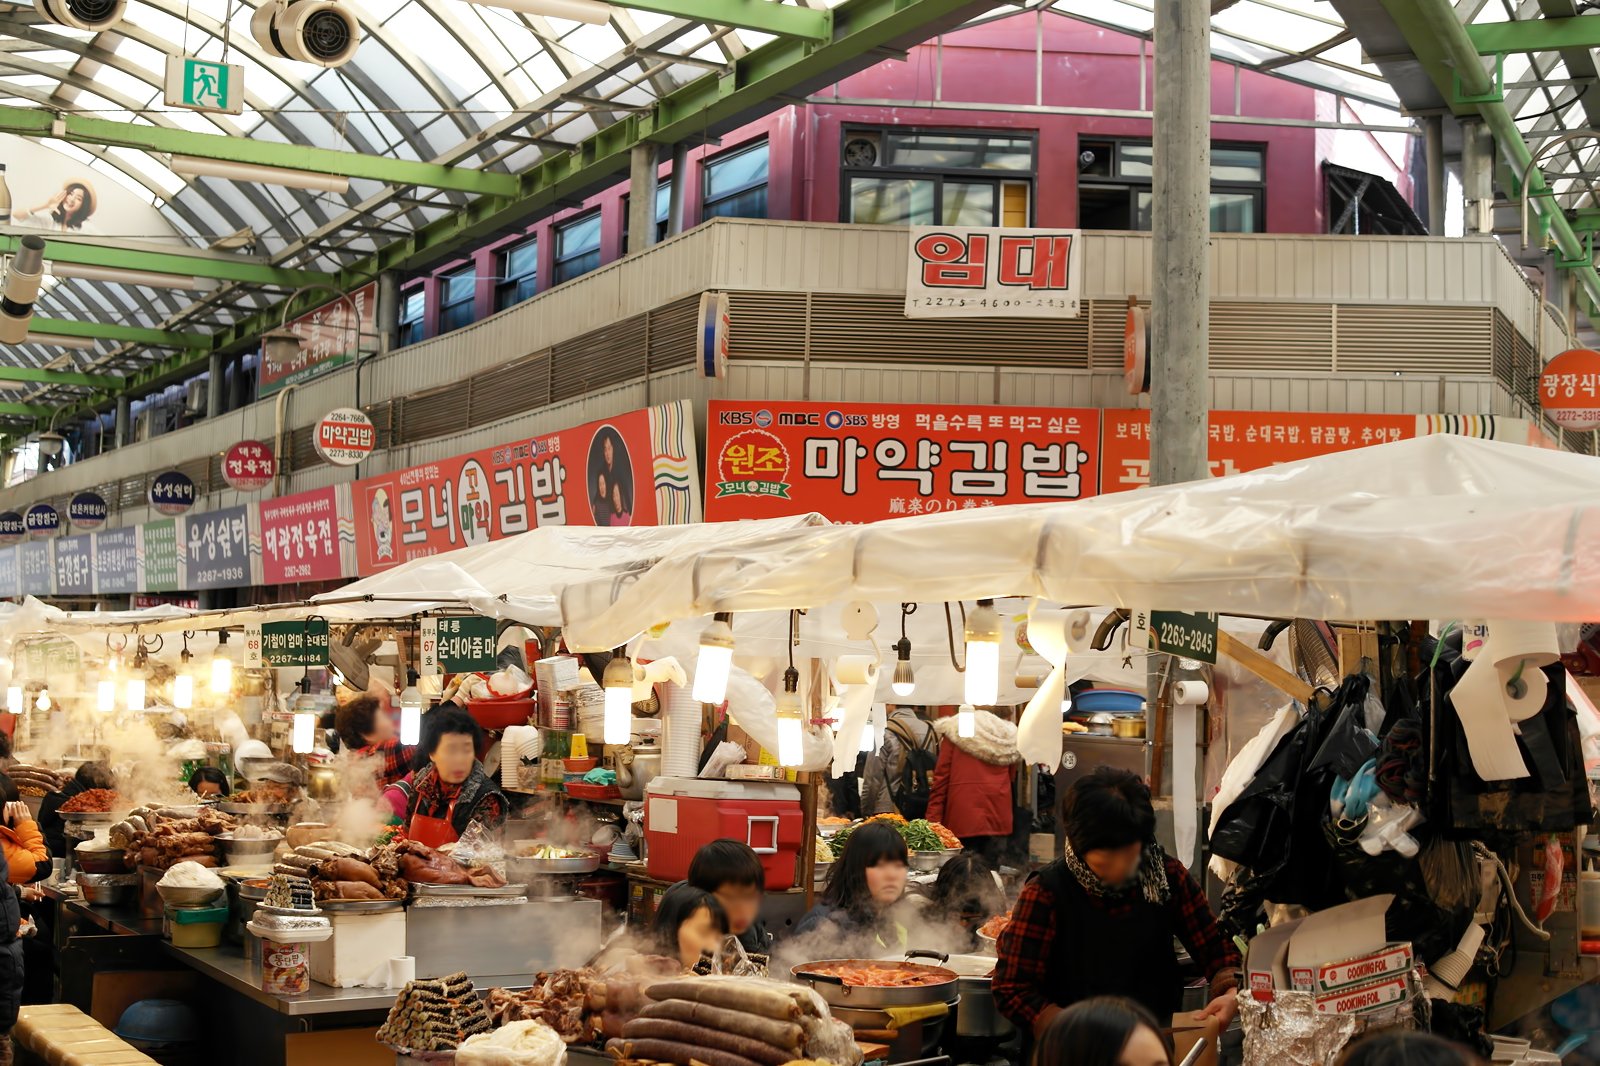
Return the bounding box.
[352,402,698,574]
[1539,348,1600,431]
[904,226,1083,319]
[259,487,343,585]
[222,440,275,491]
[1098,410,1417,492]
[705,401,1101,523]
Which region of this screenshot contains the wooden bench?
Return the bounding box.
[13,1004,156,1066]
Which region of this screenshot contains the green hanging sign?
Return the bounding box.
[247,620,330,668]
[1148,610,1219,664]
[421,616,498,674]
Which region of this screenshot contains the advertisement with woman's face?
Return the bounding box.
[588,426,634,527]
[1,133,185,242]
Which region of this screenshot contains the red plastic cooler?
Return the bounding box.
[644,778,804,891]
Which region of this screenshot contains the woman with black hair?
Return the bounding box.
[793,821,909,952]
[652,884,730,971]
[1335,1031,1484,1066]
[926,850,1006,951]
[1033,997,1173,1066]
[187,767,231,798]
[398,707,506,847]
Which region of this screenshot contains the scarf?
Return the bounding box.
[410,763,490,836]
[1062,836,1171,906]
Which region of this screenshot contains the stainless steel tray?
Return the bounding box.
[217,801,293,816]
[411,882,527,898]
[512,854,602,876]
[320,898,404,913]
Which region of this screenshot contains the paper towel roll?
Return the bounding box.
[1173,680,1209,706]
[1490,620,1561,669]
[389,956,415,988]
[1452,654,1530,781]
[834,656,879,686]
[1027,608,1071,667]
[1502,661,1550,723]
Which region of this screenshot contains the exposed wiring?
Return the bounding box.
[1514,82,1589,123]
[943,601,967,673]
[1473,841,1551,941]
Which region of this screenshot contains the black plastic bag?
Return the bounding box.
[1308,673,1381,780]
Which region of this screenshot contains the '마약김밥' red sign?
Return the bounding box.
[353,401,698,574]
[259,487,343,585]
[705,400,1101,523]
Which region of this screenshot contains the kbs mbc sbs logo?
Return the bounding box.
[904,226,1083,319]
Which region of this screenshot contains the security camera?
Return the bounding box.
[33,0,124,31]
[0,236,45,346]
[251,0,361,68]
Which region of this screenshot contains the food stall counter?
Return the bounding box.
[52,890,165,939]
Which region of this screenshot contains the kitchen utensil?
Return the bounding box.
[903,950,1013,1039]
[157,883,225,908]
[410,883,527,898]
[791,959,959,1008]
[319,899,404,913]
[76,872,136,907]
[512,854,603,876]
[909,849,957,872]
[74,845,127,875]
[1111,716,1147,738]
[306,764,343,802]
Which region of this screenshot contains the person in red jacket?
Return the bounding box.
[926,707,1020,866]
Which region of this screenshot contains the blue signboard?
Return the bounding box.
[181,505,250,589]
[53,534,93,596]
[17,541,51,596]
[68,492,108,530]
[149,471,196,516]
[23,504,58,537]
[0,547,18,599]
[92,527,138,595]
[0,513,24,546]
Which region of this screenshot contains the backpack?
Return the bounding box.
[886,718,939,821]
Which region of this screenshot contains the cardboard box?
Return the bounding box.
[535,655,580,728]
[1291,942,1414,994]
[1168,1014,1220,1066]
[1312,973,1413,1016]
[1245,917,1303,1001]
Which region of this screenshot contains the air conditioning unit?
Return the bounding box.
[133,409,154,442]
[185,380,207,416]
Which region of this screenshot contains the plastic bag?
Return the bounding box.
[1308,674,1380,780]
[451,819,507,879]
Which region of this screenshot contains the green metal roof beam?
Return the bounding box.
[1465,17,1600,54]
[0,366,122,389]
[0,403,55,418]
[0,106,521,198]
[623,0,829,38]
[0,233,334,289]
[29,316,208,349]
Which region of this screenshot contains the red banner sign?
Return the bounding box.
[1539,348,1600,431]
[353,402,697,574]
[705,401,1101,523]
[259,487,343,585]
[1099,410,1417,492]
[222,440,275,491]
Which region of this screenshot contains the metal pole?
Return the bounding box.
[205,350,224,420]
[1424,115,1445,236]
[114,394,130,450]
[628,143,660,255]
[1150,0,1209,487]
[667,143,689,236]
[1461,119,1494,236]
[376,270,400,355]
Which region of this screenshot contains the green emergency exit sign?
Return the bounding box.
[165,56,244,115]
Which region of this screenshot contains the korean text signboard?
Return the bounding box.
[149,471,197,516]
[314,408,375,467]
[705,401,1100,523]
[53,534,92,596]
[0,513,23,546]
[1539,348,1600,431]
[181,505,250,589]
[1099,410,1417,492]
[905,227,1082,318]
[420,616,497,674]
[259,282,377,397]
[68,492,107,530]
[92,527,138,595]
[222,441,275,491]
[259,488,342,585]
[245,620,330,668]
[1149,610,1219,664]
[24,504,58,537]
[354,401,699,574]
[0,547,17,599]
[18,541,50,596]
[139,520,180,592]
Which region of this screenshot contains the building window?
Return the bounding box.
[843,129,1035,227]
[1077,139,1264,233]
[703,141,769,220]
[623,180,673,249]
[495,238,538,310]
[554,211,602,284]
[439,266,477,333]
[397,289,425,346]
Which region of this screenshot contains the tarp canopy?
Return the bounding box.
[558,435,1600,650]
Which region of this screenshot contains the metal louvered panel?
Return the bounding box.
[364,400,398,452]
[177,456,210,495]
[727,292,809,361]
[401,382,472,443]
[1087,299,1141,369]
[468,354,552,428]
[289,425,318,473]
[550,315,648,404]
[1212,302,1333,372]
[206,454,224,490]
[1335,305,1493,374]
[807,293,1090,368]
[1491,310,1539,411]
[118,476,144,510]
[649,296,700,371]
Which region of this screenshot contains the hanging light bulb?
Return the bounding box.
[211,630,233,695]
[963,599,1002,707]
[6,686,21,715]
[173,632,194,710]
[97,678,116,713]
[34,689,50,712]
[602,650,635,747]
[125,677,146,713]
[292,677,316,754]
[776,666,804,767]
[957,703,977,739]
[692,613,735,705]
[400,668,424,746]
[891,603,917,698]
[1062,688,1074,716]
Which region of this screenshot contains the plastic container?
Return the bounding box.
[309,908,407,988]
[467,697,536,732]
[563,757,598,774]
[1073,689,1145,714]
[248,919,332,997]
[165,904,229,948]
[645,777,803,890]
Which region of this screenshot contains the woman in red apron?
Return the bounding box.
[403,707,507,848]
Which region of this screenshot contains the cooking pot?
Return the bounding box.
[903,950,1014,1039]
[791,959,958,1009]
[1111,716,1147,739]
[616,745,662,801]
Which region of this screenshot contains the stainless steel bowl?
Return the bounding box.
[76,872,136,907]
[910,849,957,872]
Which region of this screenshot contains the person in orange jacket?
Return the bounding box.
[0,773,48,1066]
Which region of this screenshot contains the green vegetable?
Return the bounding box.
[829,826,853,861]
[903,819,943,852]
